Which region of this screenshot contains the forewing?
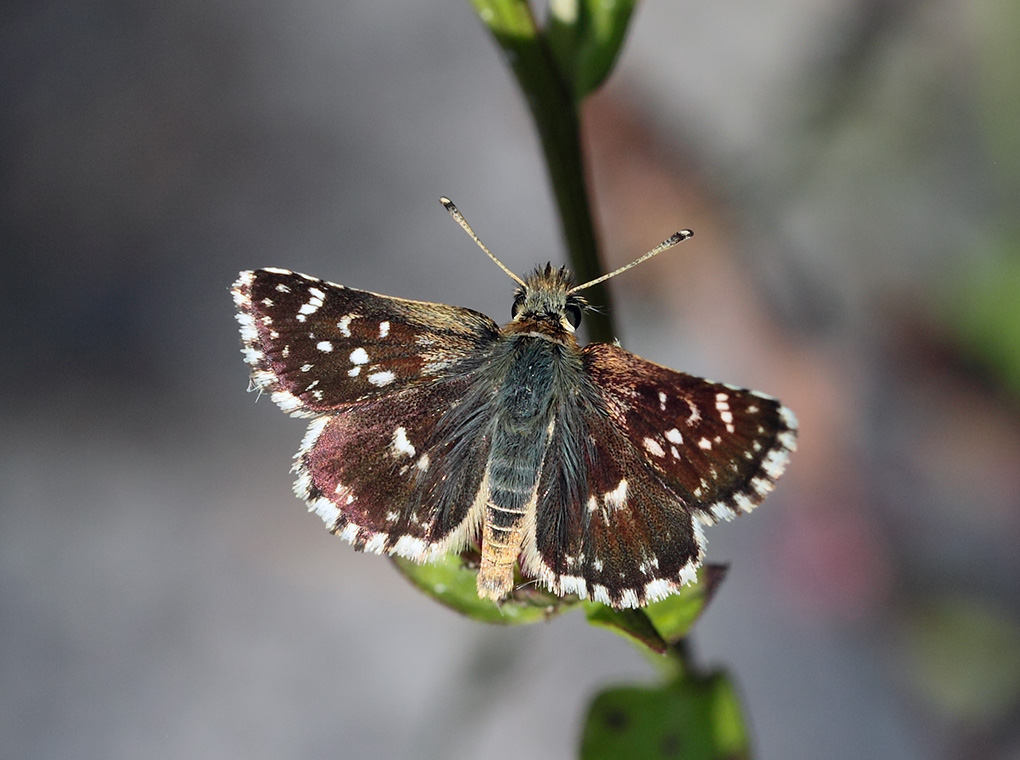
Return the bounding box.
[232,268,500,416]
[583,343,797,524]
[293,376,496,560]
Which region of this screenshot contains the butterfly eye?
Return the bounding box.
[565,303,583,329]
[511,295,525,319]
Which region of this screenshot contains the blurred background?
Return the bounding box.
[3,0,1019,757]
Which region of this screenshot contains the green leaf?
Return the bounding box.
[643,565,729,645]
[548,0,639,100]
[581,670,750,760]
[584,604,669,654]
[391,554,574,625]
[580,565,727,655]
[395,554,726,637]
[468,0,540,46]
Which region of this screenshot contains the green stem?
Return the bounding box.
[468,0,615,343]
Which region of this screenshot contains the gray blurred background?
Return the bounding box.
[3,1,1019,758]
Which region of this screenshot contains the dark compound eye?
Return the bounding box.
[565,303,583,329]
[511,295,525,319]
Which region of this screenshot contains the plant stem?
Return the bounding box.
[468,0,616,343]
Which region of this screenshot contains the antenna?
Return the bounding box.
[568,229,693,294]
[440,197,526,287]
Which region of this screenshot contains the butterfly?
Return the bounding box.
[232,198,797,609]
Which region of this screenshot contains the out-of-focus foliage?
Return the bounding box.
[900,596,1020,728]
[581,669,750,760]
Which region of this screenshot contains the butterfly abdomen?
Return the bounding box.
[476,337,560,600]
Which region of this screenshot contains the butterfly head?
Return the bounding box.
[512,264,587,333]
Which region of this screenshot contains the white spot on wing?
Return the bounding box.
[309,497,341,525]
[391,427,416,457]
[559,575,587,599]
[644,578,673,602]
[393,535,428,561]
[316,341,333,352]
[379,321,390,338]
[643,437,666,458]
[367,370,396,387]
[762,449,788,478]
[298,287,326,317]
[779,405,798,430]
[364,533,387,554]
[604,479,628,510]
[734,493,754,512]
[235,311,257,342]
[338,314,356,337]
[711,503,737,521]
[349,348,369,365]
[665,428,683,444]
[242,347,263,364]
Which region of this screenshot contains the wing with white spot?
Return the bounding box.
[232,269,501,416]
[524,405,706,608]
[293,375,496,559]
[523,342,796,608]
[581,343,797,525]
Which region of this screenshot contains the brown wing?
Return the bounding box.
[524,343,796,608]
[232,268,500,416]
